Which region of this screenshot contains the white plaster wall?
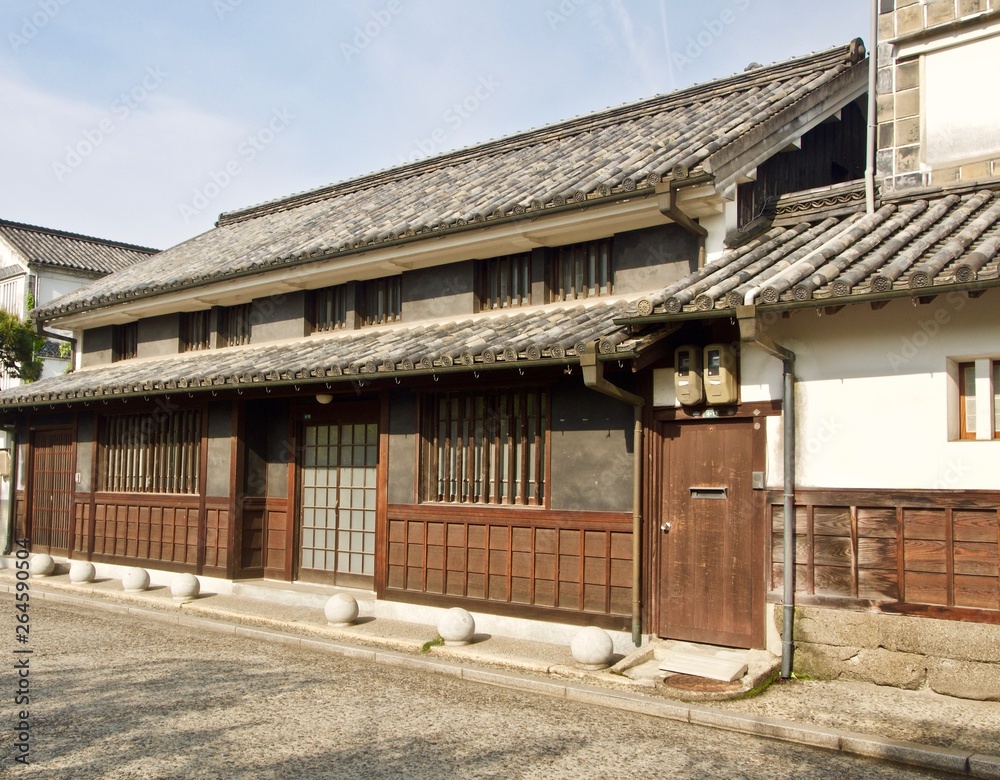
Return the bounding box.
[37,268,96,309]
[745,293,1000,490]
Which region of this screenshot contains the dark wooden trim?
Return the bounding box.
[375,392,390,596]
[383,588,631,631]
[89,553,197,575]
[196,407,209,575]
[229,401,243,579]
[297,568,374,590]
[88,410,99,559]
[90,492,202,506]
[68,413,79,558]
[284,410,297,581]
[387,503,631,527]
[767,592,1000,626]
[765,487,1000,508]
[653,399,782,421]
[22,413,33,546]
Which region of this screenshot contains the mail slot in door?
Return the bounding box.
[689,486,728,500]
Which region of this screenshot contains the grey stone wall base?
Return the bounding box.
[928,659,1000,702]
[790,605,1000,700]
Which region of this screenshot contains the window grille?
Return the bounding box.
[222,303,253,346]
[99,409,201,494]
[112,322,138,361]
[182,310,211,351]
[477,253,531,310]
[423,389,547,506]
[550,239,613,301]
[358,276,402,326]
[312,285,348,332]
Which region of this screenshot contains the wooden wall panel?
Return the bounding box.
[768,490,1000,622]
[385,504,631,625]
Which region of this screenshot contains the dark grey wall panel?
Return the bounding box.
[251,291,308,342]
[549,382,633,512]
[387,389,416,505]
[205,401,232,497]
[75,413,93,492]
[81,326,113,368]
[613,224,699,295]
[137,314,181,359]
[402,261,475,321]
[265,401,291,499]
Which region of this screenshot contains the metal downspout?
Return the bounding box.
[579,344,645,647]
[864,0,879,215]
[736,306,796,678]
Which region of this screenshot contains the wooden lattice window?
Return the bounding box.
[550,239,612,301]
[112,322,138,361]
[312,285,348,333]
[422,389,547,506]
[182,310,211,351]
[222,303,253,346]
[358,276,401,326]
[478,254,531,310]
[98,409,202,494]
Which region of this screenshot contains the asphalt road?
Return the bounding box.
[6,600,942,779]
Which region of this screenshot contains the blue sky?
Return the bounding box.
[0,0,871,249]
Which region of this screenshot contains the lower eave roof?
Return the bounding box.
[624,180,1000,322]
[0,301,643,409]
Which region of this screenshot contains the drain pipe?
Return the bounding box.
[736,306,796,678]
[864,0,878,215]
[580,343,644,647]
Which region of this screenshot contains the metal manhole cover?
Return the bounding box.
[662,674,742,693]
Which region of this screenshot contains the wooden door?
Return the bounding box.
[297,419,378,587]
[656,418,757,648]
[28,428,75,556]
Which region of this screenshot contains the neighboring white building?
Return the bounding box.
[0,219,157,386]
[0,219,155,556]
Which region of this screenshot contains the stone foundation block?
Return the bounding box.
[927,659,1000,702]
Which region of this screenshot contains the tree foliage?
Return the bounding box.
[0,310,43,382]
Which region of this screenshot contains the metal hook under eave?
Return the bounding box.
[395,377,401,385]
[474,371,480,379]
[518,368,524,375]
[433,374,439,381]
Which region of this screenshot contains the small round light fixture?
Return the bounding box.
[315,393,334,405]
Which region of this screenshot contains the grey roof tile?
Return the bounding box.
[34,42,866,322]
[631,182,1000,318]
[0,219,157,277]
[0,301,635,408]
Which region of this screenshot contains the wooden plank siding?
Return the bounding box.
[383,504,632,629]
[769,489,1000,623]
[73,493,231,576]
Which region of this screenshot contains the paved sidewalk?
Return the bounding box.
[3,568,999,778]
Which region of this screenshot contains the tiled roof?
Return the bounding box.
[33,41,867,323]
[0,301,641,408]
[0,220,157,277]
[631,181,1000,318]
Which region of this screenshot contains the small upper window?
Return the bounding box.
[222,303,253,347]
[358,276,401,327]
[550,239,613,301]
[112,322,137,361]
[312,285,348,333]
[959,362,977,440]
[478,254,531,310]
[182,310,211,352]
[994,362,1000,438]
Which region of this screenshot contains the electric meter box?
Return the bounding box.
[703,343,738,405]
[673,345,704,405]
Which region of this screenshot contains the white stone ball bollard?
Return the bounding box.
[171,573,201,601]
[324,593,359,626]
[570,626,614,670]
[437,607,476,646]
[121,567,150,592]
[69,561,96,583]
[29,554,55,576]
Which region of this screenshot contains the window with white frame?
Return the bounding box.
[957,359,999,440]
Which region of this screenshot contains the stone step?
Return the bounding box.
[658,650,749,682]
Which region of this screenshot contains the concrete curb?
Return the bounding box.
[14,584,1000,778]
